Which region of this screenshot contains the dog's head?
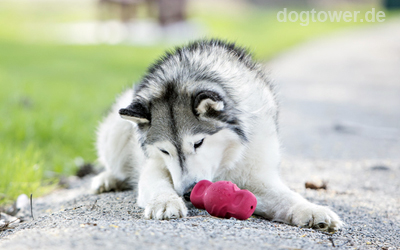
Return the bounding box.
[119,82,247,196]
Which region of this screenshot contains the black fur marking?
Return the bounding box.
[178,149,186,171]
[161,82,178,103]
[119,102,151,121]
[203,111,247,142]
[231,127,247,142]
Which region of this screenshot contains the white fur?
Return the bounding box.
[92,89,146,192]
[92,44,342,231]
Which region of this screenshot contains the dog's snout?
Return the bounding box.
[183,182,197,202]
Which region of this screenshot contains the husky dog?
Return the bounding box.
[92,40,342,232]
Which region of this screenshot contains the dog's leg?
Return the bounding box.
[240,127,342,232]
[251,178,343,232]
[91,117,135,193]
[91,119,137,193]
[91,90,139,193]
[137,160,188,220]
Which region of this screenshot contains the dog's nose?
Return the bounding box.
[183,182,197,202]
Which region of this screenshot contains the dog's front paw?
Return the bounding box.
[144,194,188,220]
[91,171,131,194]
[91,171,119,194]
[289,203,343,232]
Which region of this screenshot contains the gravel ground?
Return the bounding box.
[1,21,399,250]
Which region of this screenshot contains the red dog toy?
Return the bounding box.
[189,180,257,220]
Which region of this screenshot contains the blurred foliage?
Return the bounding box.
[0,0,398,204]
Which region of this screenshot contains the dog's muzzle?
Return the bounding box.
[183,182,197,202]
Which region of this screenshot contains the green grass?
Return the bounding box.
[0,145,41,203]
[0,0,398,204]
[0,43,165,174]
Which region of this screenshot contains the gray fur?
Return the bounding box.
[92,39,342,231]
[120,40,271,150]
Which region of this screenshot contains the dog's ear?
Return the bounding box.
[119,101,150,124]
[193,90,224,116]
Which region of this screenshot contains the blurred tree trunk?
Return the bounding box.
[157,0,187,26]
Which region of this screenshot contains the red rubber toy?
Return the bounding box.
[190,180,257,220]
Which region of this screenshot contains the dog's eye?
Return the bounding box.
[160,149,170,155]
[194,139,204,149]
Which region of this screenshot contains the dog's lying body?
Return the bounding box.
[92,40,342,232]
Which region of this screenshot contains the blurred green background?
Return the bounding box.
[0,0,398,205]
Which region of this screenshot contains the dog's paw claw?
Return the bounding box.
[291,203,343,232]
[313,222,329,231]
[144,194,187,220]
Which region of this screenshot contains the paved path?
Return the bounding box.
[1,20,399,249]
[270,21,400,160]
